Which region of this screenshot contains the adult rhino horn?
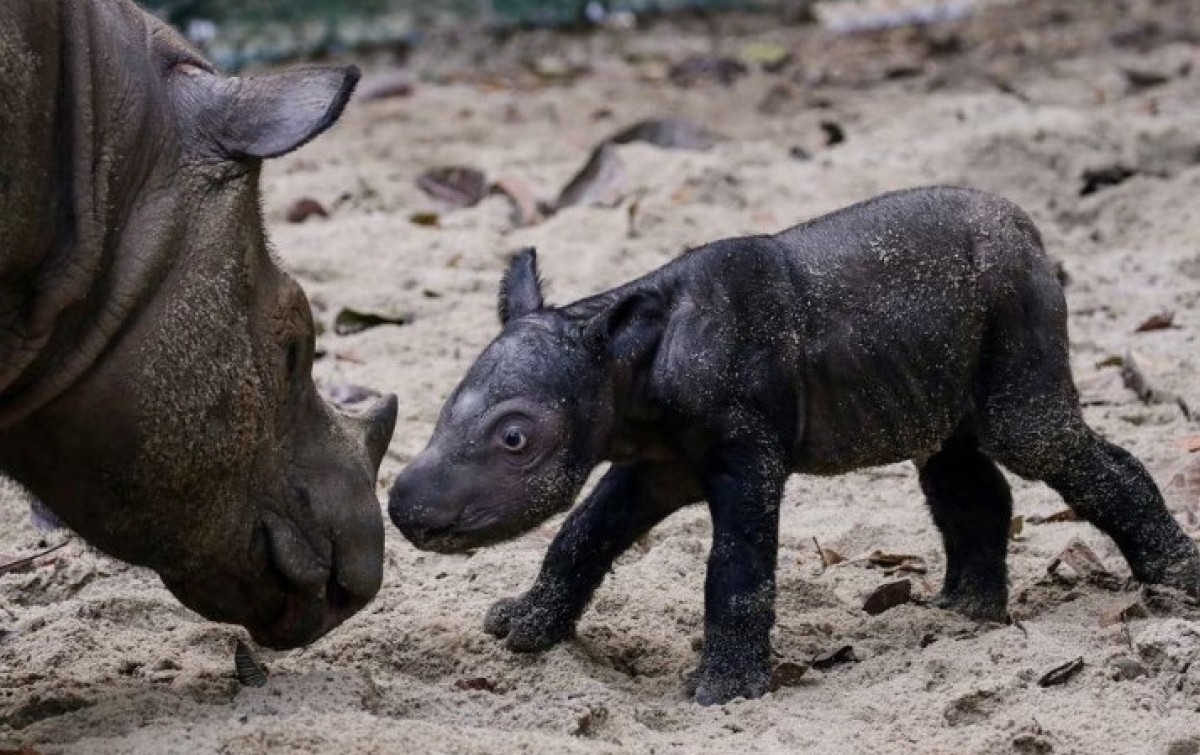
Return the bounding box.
[173,63,360,160]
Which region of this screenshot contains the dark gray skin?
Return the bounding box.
[0,0,397,649]
[389,186,1200,704]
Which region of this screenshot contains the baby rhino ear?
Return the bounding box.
[583,289,665,365]
[498,248,545,324]
[177,64,360,160]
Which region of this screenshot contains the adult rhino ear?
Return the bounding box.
[582,289,665,365]
[176,64,360,160]
[498,248,545,324]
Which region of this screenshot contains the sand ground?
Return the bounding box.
[3,0,1200,752]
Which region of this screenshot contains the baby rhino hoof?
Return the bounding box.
[686,666,770,706]
[932,587,1007,623]
[483,593,574,653]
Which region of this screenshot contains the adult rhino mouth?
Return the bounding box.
[248,511,375,649]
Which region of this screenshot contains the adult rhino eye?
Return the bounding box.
[501,427,528,452]
[285,340,301,377]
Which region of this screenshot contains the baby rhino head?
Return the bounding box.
[388,249,663,552]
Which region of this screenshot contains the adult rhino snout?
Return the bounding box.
[246,392,398,650]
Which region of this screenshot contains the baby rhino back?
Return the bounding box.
[780,187,1060,473]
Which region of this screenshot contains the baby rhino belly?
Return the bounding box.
[794,332,978,474]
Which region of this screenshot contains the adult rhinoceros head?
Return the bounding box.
[0,0,396,648]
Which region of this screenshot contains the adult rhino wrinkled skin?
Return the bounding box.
[0,0,397,649]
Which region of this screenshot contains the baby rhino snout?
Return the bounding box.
[387,454,465,552]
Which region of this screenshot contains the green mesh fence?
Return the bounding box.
[146,0,766,69]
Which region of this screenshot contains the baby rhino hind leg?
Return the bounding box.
[991,413,1200,597]
[919,432,1013,621]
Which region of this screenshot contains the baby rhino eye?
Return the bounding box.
[501,427,527,452]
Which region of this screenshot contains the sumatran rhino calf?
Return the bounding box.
[388,186,1200,703]
[0,0,396,648]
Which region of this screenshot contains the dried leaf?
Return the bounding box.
[572,705,607,737]
[868,551,926,574]
[322,383,381,408]
[0,540,70,577]
[820,120,846,146]
[409,211,440,227]
[768,662,809,691]
[1120,350,1190,418]
[1099,597,1149,627]
[1047,538,1120,589]
[417,166,489,208]
[813,537,844,569]
[334,308,411,336]
[490,176,542,227]
[607,118,721,151]
[740,41,792,71]
[1121,67,1170,91]
[454,677,497,693]
[285,197,328,223]
[862,579,913,615]
[1008,515,1025,540]
[554,144,625,211]
[1094,354,1124,369]
[234,640,268,688]
[1080,165,1136,196]
[1177,436,1200,453]
[1133,311,1175,333]
[668,54,748,87]
[1164,453,1200,508]
[1037,657,1084,687]
[811,645,858,670]
[358,71,416,101]
[1026,509,1081,525]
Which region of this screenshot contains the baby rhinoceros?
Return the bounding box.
[389,186,1200,705]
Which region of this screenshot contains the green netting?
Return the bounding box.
[145,0,766,69]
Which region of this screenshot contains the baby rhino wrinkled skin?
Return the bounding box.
[0,0,397,649]
[390,186,1200,704]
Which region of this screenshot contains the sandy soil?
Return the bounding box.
[4,0,1200,752]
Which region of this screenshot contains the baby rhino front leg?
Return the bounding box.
[688,442,786,706]
[485,461,699,652]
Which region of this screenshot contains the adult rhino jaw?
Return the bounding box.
[0,0,397,648]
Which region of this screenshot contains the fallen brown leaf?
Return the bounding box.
[234,640,268,688]
[1099,597,1149,628]
[417,166,489,208]
[1177,436,1200,453]
[768,662,809,691]
[1009,515,1025,540]
[862,579,913,616]
[553,143,625,211]
[358,70,416,101]
[1133,311,1175,333]
[490,176,542,227]
[813,537,844,569]
[285,197,328,223]
[810,645,858,670]
[1121,350,1191,418]
[607,118,721,151]
[0,540,70,577]
[454,677,498,693]
[1037,657,1084,687]
[1026,509,1081,525]
[868,551,927,573]
[1047,538,1121,589]
[333,308,412,336]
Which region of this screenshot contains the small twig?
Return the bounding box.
[0,539,71,576]
[812,536,825,573]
